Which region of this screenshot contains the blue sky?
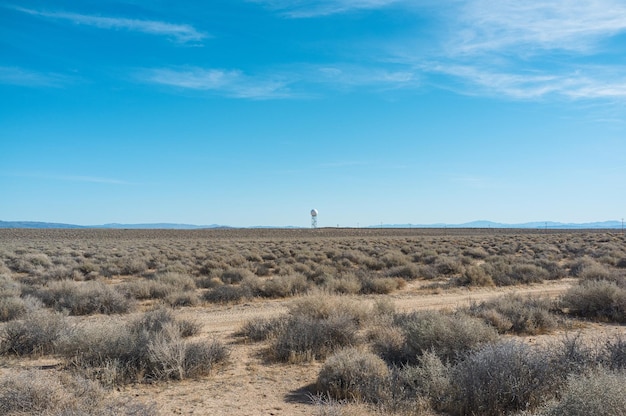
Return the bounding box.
[1,0,625,227]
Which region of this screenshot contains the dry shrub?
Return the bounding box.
[360,276,402,294]
[560,279,626,323]
[0,296,26,322]
[118,257,148,276]
[602,335,626,370]
[317,348,390,402]
[220,268,255,284]
[147,322,227,380]
[257,273,310,298]
[35,280,134,315]
[368,326,406,364]
[540,368,626,416]
[467,294,559,335]
[510,263,549,283]
[387,264,421,280]
[122,279,175,300]
[236,316,288,342]
[0,370,157,416]
[385,310,498,364]
[460,265,494,287]
[63,308,224,385]
[381,251,409,268]
[0,309,68,355]
[271,314,358,362]
[324,275,362,295]
[203,284,252,304]
[396,351,451,410]
[288,294,369,324]
[569,257,602,277]
[434,257,463,276]
[462,247,489,259]
[447,341,557,416]
[165,291,200,307]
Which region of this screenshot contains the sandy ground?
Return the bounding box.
[114,278,625,416]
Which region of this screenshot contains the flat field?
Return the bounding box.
[0,228,624,415]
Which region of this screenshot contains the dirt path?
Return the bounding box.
[124,278,607,415]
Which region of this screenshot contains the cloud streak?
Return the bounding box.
[140,64,419,99]
[5,172,133,185]
[391,0,626,102]
[0,66,72,87]
[13,7,207,44]
[453,0,626,55]
[250,0,401,17]
[140,67,292,99]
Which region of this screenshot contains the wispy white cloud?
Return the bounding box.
[13,7,207,44]
[424,63,626,100]
[250,0,401,18]
[317,65,417,88]
[0,66,72,87]
[140,67,292,99]
[452,0,626,55]
[140,64,419,99]
[5,172,133,185]
[388,0,626,102]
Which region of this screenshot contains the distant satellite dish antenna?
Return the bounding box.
[311,209,318,228]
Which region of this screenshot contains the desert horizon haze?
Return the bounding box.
[2,1,626,227]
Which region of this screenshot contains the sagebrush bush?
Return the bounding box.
[460,265,494,287]
[271,314,359,362]
[256,273,310,298]
[62,308,224,385]
[236,316,288,342]
[221,268,255,284]
[467,294,558,335]
[560,279,626,323]
[317,347,390,402]
[387,264,421,279]
[382,310,498,364]
[395,351,451,409]
[203,284,252,304]
[540,368,626,416]
[0,370,157,416]
[35,280,134,315]
[0,296,29,322]
[0,309,68,355]
[288,294,370,324]
[447,341,558,416]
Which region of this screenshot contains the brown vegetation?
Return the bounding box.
[0,228,625,415]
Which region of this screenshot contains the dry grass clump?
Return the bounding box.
[316,335,626,415]
[538,368,626,416]
[203,284,252,304]
[466,294,559,335]
[0,308,69,355]
[446,341,557,416]
[271,313,359,362]
[61,308,225,385]
[317,347,390,402]
[0,370,157,416]
[33,279,135,315]
[238,295,374,362]
[372,310,498,364]
[249,273,311,298]
[560,279,626,323]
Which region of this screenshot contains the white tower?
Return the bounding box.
[310,209,318,229]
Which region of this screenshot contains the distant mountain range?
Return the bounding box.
[0,220,623,230]
[376,220,624,229]
[0,221,228,229]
